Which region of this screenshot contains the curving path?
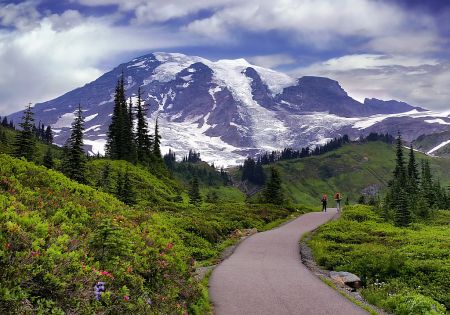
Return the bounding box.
[208,208,369,315]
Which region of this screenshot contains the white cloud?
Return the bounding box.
[183,0,437,51]
[247,54,296,69]
[0,12,197,115]
[47,10,86,31]
[360,33,443,55]
[0,1,41,31]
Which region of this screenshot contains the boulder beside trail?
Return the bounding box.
[330,271,360,289]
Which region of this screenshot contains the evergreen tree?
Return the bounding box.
[67,104,87,184]
[253,158,265,185]
[135,87,152,163]
[393,131,407,183]
[152,117,163,163]
[1,116,7,128]
[90,219,130,268]
[387,132,412,227]
[163,149,176,170]
[106,73,133,162]
[119,167,135,205]
[44,125,53,144]
[60,140,71,176]
[421,159,435,208]
[125,97,137,163]
[394,188,411,227]
[358,194,366,205]
[116,171,123,200]
[43,148,54,169]
[14,103,37,162]
[151,117,169,176]
[407,144,420,206]
[262,166,283,205]
[242,157,255,182]
[188,168,202,206]
[101,161,112,193]
[0,128,7,145]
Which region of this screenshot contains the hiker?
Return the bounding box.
[335,192,343,212]
[321,195,327,212]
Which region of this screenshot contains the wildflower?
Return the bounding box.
[124,296,130,300]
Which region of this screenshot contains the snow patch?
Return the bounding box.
[84,139,107,156]
[209,86,222,110]
[85,113,98,122]
[352,110,424,130]
[181,75,192,81]
[85,125,102,132]
[44,108,56,112]
[428,140,450,155]
[148,52,207,83]
[424,118,450,125]
[53,112,76,128]
[128,60,146,68]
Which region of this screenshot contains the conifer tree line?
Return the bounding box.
[240,133,393,186]
[1,115,16,130]
[1,113,54,144]
[384,132,450,227]
[105,73,166,174]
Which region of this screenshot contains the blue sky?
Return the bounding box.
[0,0,449,115]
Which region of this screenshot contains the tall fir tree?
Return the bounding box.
[67,104,87,184]
[152,117,163,163]
[106,73,132,161]
[14,103,37,162]
[407,144,420,211]
[386,132,411,227]
[188,168,202,206]
[262,166,284,205]
[125,97,137,163]
[43,147,54,169]
[421,159,435,208]
[120,167,136,205]
[44,125,54,144]
[135,87,152,164]
[0,128,7,145]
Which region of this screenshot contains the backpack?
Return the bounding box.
[335,193,341,200]
[321,195,326,202]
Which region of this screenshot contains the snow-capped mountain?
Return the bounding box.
[7,52,450,167]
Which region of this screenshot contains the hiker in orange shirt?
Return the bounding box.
[335,193,343,212]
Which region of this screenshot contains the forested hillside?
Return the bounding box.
[245,141,450,208]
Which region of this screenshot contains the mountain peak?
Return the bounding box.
[6,52,442,167]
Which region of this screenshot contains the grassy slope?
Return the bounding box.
[0,153,311,314]
[273,141,450,207]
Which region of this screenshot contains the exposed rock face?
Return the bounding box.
[363,98,426,114]
[360,184,381,197]
[7,52,449,167]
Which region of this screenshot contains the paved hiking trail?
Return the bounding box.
[208,208,370,315]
